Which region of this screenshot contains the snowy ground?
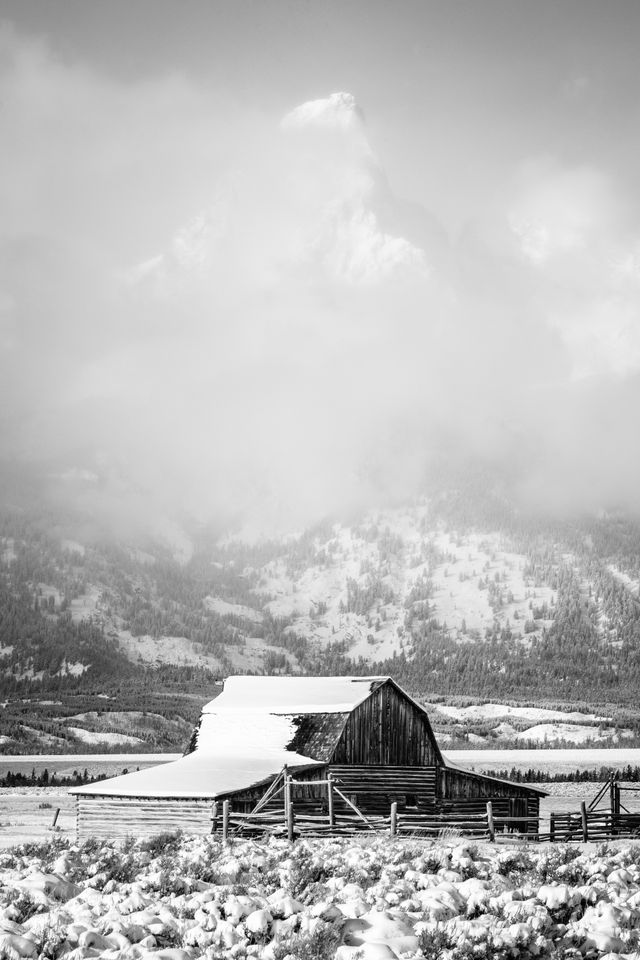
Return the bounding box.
[203,598,263,623]
[116,631,223,671]
[429,703,635,746]
[0,789,75,849]
[5,831,640,959]
[513,724,634,745]
[62,729,143,747]
[433,704,611,724]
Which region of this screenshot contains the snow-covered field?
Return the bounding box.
[0,789,76,849]
[4,831,640,959]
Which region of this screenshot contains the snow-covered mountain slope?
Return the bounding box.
[242,509,560,661]
[5,487,640,746]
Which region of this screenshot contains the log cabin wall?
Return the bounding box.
[441,766,540,802]
[231,764,440,819]
[76,796,214,839]
[440,767,540,827]
[331,681,441,766]
[328,764,437,815]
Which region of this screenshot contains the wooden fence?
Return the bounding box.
[212,792,542,843]
[207,774,640,844]
[211,801,640,845]
[549,806,640,843]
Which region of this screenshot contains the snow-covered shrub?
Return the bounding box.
[532,844,582,883]
[2,889,44,923]
[417,922,457,958]
[31,920,68,960]
[495,849,534,879]
[139,829,183,858]
[90,850,139,887]
[271,920,341,960]
[286,855,331,901]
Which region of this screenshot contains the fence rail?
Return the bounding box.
[212,796,545,843]
[550,807,640,842]
[210,796,640,844]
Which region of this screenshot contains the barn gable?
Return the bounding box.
[331,678,443,766]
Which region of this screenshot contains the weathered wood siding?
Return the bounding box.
[439,767,540,831]
[76,796,214,839]
[329,764,437,814]
[441,766,540,801]
[231,765,439,819]
[331,682,442,765]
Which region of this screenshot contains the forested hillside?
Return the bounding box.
[3,471,640,751]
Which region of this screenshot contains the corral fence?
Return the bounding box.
[214,800,640,844]
[210,774,640,844]
[211,773,540,842]
[548,777,640,843]
[550,808,640,843]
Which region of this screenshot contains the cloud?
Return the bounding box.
[3,24,640,538]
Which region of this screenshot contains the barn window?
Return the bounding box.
[405,793,418,808]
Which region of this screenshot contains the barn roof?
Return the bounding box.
[201,675,389,715]
[71,676,387,799]
[69,751,322,799]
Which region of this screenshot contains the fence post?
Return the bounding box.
[486,802,495,842]
[581,802,589,842]
[283,765,289,825]
[222,800,230,843]
[610,774,616,819]
[550,811,555,842]
[390,801,398,838]
[51,808,60,829]
[327,774,335,828]
[211,801,218,834]
[285,777,295,842]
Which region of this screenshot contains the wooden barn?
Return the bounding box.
[71,676,545,839]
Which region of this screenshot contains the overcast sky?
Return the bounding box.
[2,1,640,536]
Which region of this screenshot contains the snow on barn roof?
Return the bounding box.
[201,675,388,715]
[71,676,388,799]
[69,750,321,799]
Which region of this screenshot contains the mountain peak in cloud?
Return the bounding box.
[280,91,365,133]
[127,91,437,290]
